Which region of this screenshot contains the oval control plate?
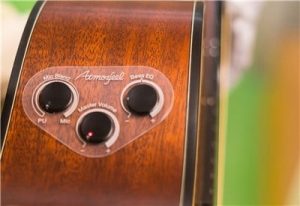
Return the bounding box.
[22,66,174,158]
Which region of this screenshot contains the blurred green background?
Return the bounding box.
[5,0,35,13]
[1,1,299,205]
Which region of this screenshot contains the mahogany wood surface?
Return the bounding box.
[1,2,194,205]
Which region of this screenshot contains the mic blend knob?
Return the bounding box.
[38,81,73,113]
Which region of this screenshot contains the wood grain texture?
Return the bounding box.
[1,1,193,205]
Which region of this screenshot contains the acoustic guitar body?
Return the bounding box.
[1,1,221,205]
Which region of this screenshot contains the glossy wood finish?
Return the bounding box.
[1,2,194,205]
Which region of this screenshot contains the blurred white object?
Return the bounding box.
[0,3,27,107]
[225,1,263,87]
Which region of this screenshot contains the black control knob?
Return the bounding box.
[78,112,113,144]
[124,84,158,116]
[38,81,73,113]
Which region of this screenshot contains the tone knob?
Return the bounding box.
[38,81,73,113]
[124,84,158,116]
[77,111,114,144]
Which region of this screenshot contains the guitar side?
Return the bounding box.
[1,1,221,206]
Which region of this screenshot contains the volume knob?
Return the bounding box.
[78,112,113,144]
[76,109,120,146]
